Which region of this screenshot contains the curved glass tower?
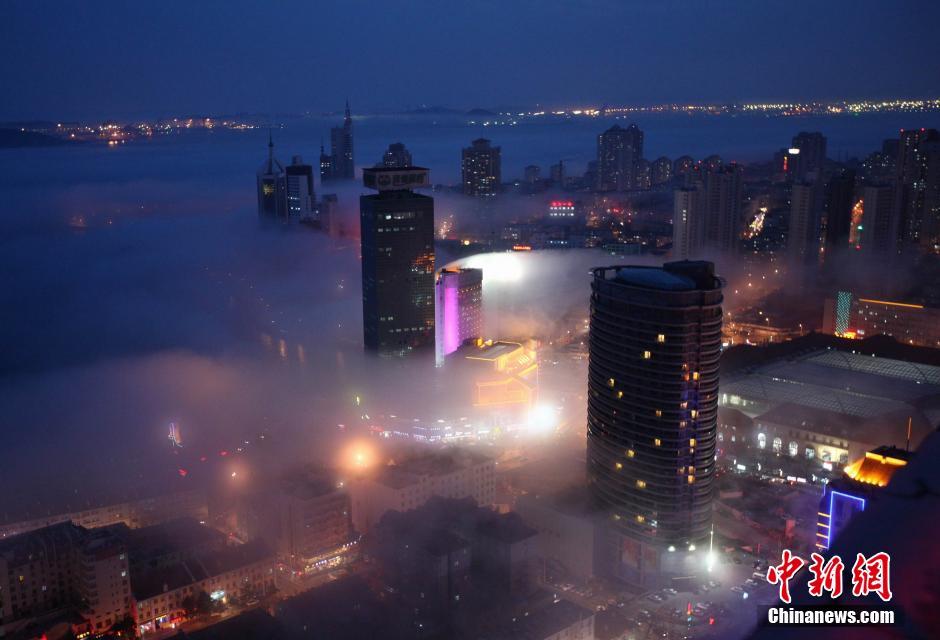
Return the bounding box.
[587,260,723,549]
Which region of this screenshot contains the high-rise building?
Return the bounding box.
[360,167,435,357]
[0,523,131,635]
[894,128,940,247]
[823,170,857,252]
[789,131,827,182]
[319,141,333,183]
[821,291,940,348]
[788,181,821,267]
[672,187,703,259]
[651,156,672,186]
[596,124,643,192]
[434,267,483,366]
[461,138,501,196]
[587,261,722,555]
[381,142,413,168]
[285,155,316,222]
[859,184,898,256]
[673,156,694,180]
[702,163,744,253]
[326,101,355,181]
[257,133,286,218]
[523,164,541,184]
[550,160,565,186]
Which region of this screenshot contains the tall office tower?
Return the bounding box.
[651,156,673,186]
[596,124,643,191]
[859,184,899,256]
[672,187,703,259]
[328,100,355,180]
[587,262,722,560]
[789,131,827,182]
[461,138,501,196]
[381,142,413,168]
[434,267,484,366]
[895,128,940,247]
[257,133,286,218]
[702,163,744,253]
[550,160,565,186]
[285,155,316,222]
[788,182,821,267]
[823,170,857,252]
[360,166,435,357]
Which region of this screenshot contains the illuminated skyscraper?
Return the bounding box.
[816,446,911,551]
[326,100,355,181]
[285,155,316,222]
[360,167,435,357]
[319,141,333,184]
[380,142,413,168]
[596,124,643,191]
[434,267,483,366]
[588,261,722,563]
[461,138,501,196]
[651,156,672,187]
[257,132,286,218]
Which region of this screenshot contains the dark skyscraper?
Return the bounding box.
[651,156,672,186]
[789,131,827,182]
[823,169,857,252]
[596,124,643,191]
[587,261,722,555]
[702,162,744,253]
[788,181,821,268]
[381,142,413,168]
[257,133,286,218]
[319,141,333,184]
[461,138,501,196]
[326,100,355,181]
[359,167,435,357]
[285,155,316,222]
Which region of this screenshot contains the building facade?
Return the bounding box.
[285,155,316,222]
[587,262,723,559]
[461,138,501,196]
[435,267,483,366]
[359,167,435,357]
[596,124,643,192]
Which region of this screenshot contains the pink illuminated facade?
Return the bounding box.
[435,268,483,366]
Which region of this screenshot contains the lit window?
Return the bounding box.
[617,390,623,399]
[757,433,766,449]
[636,515,645,523]
[615,462,623,470]
[689,438,696,447]
[654,438,662,447]
[608,378,615,388]
[657,334,665,343]
[688,475,695,484]
[679,421,687,428]
[626,449,635,458]
[788,441,799,457]
[692,371,700,381]
[636,479,646,489]
[642,350,652,359]
[690,410,698,419]
[655,409,662,417]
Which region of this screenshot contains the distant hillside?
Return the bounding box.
[0,128,68,148]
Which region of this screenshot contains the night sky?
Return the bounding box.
[2,0,939,121]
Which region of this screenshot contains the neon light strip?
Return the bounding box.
[826,489,867,549]
[857,298,924,310]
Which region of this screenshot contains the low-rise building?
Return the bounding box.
[349,449,496,534]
